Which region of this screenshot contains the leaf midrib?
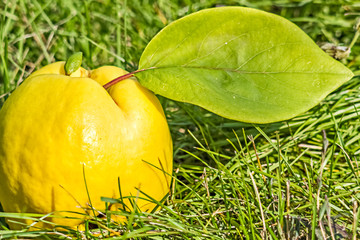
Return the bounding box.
[141,65,352,76]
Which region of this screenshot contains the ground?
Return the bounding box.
[0,0,360,239]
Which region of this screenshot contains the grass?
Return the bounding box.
[1,0,360,239]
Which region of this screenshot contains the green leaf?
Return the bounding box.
[65,52,83,75]
[136,7,354,123]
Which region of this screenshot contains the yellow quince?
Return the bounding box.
[0,61,173,229]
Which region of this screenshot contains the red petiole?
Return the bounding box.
[103,68,150,89]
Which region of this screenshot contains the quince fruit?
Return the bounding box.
[0,61,173,229]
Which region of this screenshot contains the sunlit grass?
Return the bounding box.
[1,0,360,239]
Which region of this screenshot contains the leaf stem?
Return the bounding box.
[103,68,151,89]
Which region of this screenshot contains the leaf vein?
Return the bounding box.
[146,66,349,76]
[235,42,304,71]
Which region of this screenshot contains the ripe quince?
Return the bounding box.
[0,62,173,229]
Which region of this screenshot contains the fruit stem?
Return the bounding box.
[103,68,151,89]
[65,52,83,76]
